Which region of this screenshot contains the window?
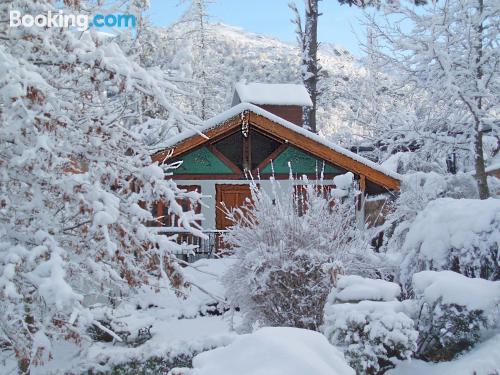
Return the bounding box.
[213,132,244,170]
[212,129,283,172]
[251,130,281,170]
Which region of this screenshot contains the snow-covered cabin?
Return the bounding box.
[152,84,401,259]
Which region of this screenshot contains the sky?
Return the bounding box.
[147,0,370,56]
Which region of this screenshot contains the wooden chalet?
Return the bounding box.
[152,83,401,259]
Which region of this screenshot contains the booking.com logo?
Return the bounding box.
[9,10,136,30]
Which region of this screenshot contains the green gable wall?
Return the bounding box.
[261,146,341,175]
[174,147,234,174]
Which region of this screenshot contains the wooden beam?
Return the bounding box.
[253,143,288,173]
[358,175,366,211]
[243,128,251,171]
[208,145,242,175]
[359,175,366,193]
[172,173,341,180]
[249,112,400,191]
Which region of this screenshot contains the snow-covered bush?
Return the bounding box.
[223,176,378,331]
[170,327,355,375]
[382,173,499,288]
[413,271,500,362]
[383,173,475,256]
[323,275,418,374]
[398,198,500,286]
[387,333,500,375]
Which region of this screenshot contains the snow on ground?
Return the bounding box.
[0,258,238,374]
[3,258,497,374]
[388,331,500,375]
[2,316,236,375]
[80,258,239,371]
[82,316,236,373]
[182,258,235,306]
[173,327,355,375]
[128,257,236,318]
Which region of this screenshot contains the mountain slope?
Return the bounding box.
[134,22,366,141]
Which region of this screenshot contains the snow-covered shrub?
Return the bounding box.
[323,275,418,374]
[171,327,355,375]
[413,271,500,362]
[398,198,500,286]
[223,176,378,331]
[383,173,460,266]
[382,172,499,288]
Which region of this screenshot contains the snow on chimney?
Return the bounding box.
[231,82,312,127]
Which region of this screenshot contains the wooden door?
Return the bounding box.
[215,184,252,230]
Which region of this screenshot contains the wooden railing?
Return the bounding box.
[153,228,229,262]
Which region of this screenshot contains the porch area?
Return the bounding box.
[156,228,229,262]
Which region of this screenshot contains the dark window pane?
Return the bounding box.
[213,132,244,170]
[251,130,281,170]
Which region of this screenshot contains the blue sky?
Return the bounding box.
[147,0,370,56]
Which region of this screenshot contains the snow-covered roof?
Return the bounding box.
[154,103,401,182]
[233,82,313,107]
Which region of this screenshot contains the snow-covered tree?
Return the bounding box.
[397,197,500,285]
[289,0,321,132]
[223,176,382,331]
[366,0,499,198]
[110,7,203,147]
[0,1,203,373]
[138,0,220,122]
[340,31,470,173]
[118,13,226,126]
[287,0,425,133]
[180,0,214,120]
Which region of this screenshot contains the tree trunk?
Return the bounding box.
[302,0,320,133]
[474,127,489,199]
[474,0,490,199]
[198,0,207,120]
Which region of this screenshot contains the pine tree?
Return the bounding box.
[171,0,217,120]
